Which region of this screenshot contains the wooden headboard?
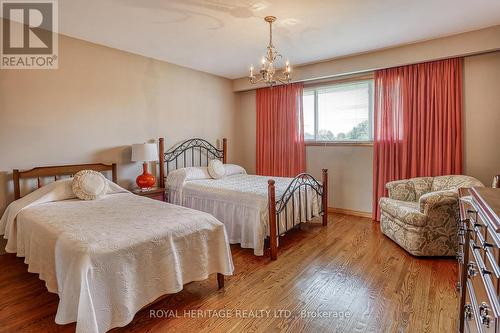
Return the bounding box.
[159,137,227,178]
[13,163,117,200]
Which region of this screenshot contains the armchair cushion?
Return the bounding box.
[411,177,433,199]
[418,190,458,215]
[385,176,434,201]
[386,180,416,201]
[432,175,484,191]
[379,197,427,227]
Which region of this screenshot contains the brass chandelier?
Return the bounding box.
[248,16,291,86]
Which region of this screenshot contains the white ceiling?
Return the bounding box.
[22,1,500,78]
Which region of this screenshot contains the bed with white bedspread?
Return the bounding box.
[161,138,328,260]
[0,165,233,333]
[168,167,321,256]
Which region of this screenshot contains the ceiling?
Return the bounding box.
[14,0,500,78]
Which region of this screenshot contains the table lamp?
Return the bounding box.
[131,143,159,190]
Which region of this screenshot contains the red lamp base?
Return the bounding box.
[136,162,156,189]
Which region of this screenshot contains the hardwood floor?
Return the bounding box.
[0,214,458,333]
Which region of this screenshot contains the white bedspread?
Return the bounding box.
[0,180,234,333]
[168,172,320,256]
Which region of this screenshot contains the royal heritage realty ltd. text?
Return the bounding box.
[150,309,353,319]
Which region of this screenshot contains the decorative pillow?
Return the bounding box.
[72,170,109,200]
[208,159,225,179]
[184,166,211,181]
[166,167,212,190]
[224,164,247,176]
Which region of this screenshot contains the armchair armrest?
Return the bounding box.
[385,179,416,202]
[419,190,458,215]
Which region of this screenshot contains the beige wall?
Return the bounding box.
[234,51,500,214]
[463,52,500,186]
[306,146,373,213]
[232,90,256,174]
[0,31,236,215]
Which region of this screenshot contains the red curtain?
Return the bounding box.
[256,83,306,177]
[372,58,463,220]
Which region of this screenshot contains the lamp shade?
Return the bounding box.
[131,143,158,162]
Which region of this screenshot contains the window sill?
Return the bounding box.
[305,141,374,147]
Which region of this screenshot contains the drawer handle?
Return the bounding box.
[464,303,473,321]
[475,229,500,278]
[467,262,478,278]
[464,304,472,321]
[482,241,493,249]
[479,302,491,328]
[470,240,500,318]
[467,280,487,333]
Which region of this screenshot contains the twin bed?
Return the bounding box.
[0,137,328,333]
[159,137,328,260]
[0,163,233,333]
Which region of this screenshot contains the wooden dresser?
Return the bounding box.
[458,187,500,333]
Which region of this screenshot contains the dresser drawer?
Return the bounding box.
[465,272,497,333]
[470,215,500,281]
[465,243,499,333]
[470,208,500,248]
[464,280,480,333]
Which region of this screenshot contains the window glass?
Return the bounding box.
[303,91,315,141]
[303,79,373,142]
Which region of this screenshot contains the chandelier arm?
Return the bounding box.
[250,76,265,84]
[276,77,288,84]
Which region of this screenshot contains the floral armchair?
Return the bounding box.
[379,175,484,256]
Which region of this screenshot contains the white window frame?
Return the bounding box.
[303,77,374,146]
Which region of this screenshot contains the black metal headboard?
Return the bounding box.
[164,138,227,175]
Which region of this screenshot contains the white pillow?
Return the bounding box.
[72,170,109,200]
[184,166,211,181]
[224,164,247,176]
[166,167,211,190]
[208,160,225,179]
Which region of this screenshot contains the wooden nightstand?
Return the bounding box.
[130,187,166,202]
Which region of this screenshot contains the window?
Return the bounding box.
[303,79,374,142]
